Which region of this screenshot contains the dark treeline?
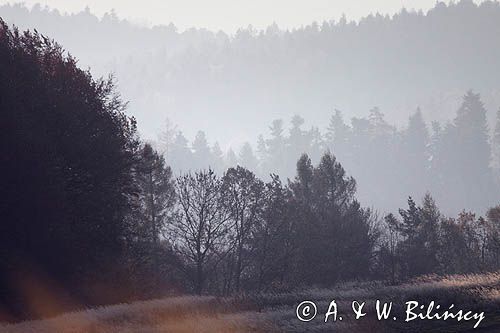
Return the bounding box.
[158,94,500,214]
[128,146,500,297]
[1,16,500,323]
[377,196,500,282]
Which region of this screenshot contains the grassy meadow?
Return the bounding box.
[1,272,499,333]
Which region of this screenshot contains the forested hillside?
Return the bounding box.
[1,1,500,143]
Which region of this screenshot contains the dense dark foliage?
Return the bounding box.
[0,21,138,318]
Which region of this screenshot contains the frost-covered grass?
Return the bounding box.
[0,296,272,333]
[1,272,499,332]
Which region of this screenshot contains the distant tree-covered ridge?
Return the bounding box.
[1,1,500,144]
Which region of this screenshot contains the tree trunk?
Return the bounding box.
[196,260,204,295]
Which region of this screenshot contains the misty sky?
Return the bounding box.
[0,0,485,32]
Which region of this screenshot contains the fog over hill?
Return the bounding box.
[1,1,500,146]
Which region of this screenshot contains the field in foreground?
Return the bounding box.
[1,272,499,333]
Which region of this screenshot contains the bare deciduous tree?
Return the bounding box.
[172,169,229,294]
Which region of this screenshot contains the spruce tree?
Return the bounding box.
[192,130,211,170]
[325,109,350,161]
[287,115,308,168]
[397,195,440,277]
[267,119,286,176]
[169,132,192,173]
[256,135,268,175]
[211,142,225,173]
[135,144,176,243]
[239,142,258,172]
[226,148,238,167]
[157,117,178,156]
[133,143,176,291]
[402,108,430,197]
[446,91,493,211]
